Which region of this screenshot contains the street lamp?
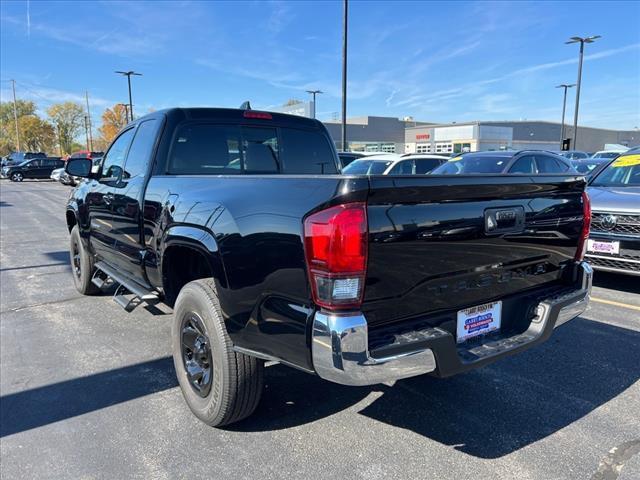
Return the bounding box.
[555,83,576,149]
[341,0,348,151]
[306,89,323,119]
[565,35,601,150]
[115,70,142,121]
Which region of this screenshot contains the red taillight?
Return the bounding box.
[304,202,368,310]
[575,191,591,261]
[243,111,272,120]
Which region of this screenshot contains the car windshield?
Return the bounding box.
[342,159,394,175]
[590,155,640,186]
[431,155,509,174]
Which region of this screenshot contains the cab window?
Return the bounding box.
[102,128,135,180]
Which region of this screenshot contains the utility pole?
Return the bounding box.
[306,89,323,119]
[56,123,63,156]
[116,103,130,123]
[85,91,93,151]
[10,79,21,152]
[84,115,90,151]
[555,84,575,149]
[115,70,142,121]
[566,35,600,150]
[341,0,348,151]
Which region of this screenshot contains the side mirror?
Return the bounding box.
[65,158,93,178]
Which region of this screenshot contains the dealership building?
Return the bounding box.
[321,116,639,154]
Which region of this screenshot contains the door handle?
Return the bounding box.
[104,193,114,204]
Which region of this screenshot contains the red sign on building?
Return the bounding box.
[416,134,430,140]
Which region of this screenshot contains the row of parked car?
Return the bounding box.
[0,150,103,183]
[339,149,621,177]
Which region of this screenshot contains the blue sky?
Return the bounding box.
[1,0,639,130]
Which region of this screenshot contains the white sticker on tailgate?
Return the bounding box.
[587,239,619,255]
[457,301,502,343]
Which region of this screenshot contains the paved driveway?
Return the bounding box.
[1,181,639,479]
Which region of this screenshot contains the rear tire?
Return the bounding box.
[172,279,264,427]
[69,225,99,295]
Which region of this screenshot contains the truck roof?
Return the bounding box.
[138,107,323,129]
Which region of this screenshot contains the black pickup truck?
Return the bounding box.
[64,107,593,427]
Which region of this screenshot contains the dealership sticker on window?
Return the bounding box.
[611,154,640,168]
[450,156,463,162]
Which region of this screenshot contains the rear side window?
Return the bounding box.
[280,128,337,174]
[536,155,566,173]
[388,160,414,175]
[414,158,441,174]
[509,156,536,174]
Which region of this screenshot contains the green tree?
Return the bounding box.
[19,115,57,153]
[0,100,37,154]
[47,102,85,154]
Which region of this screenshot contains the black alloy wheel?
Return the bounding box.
[181,313,213,397]
[71,239,82,279]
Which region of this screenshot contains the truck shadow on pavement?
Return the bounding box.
[233,317,640,459]
[1,317,638,459]
[0,357,178,438]
[0,251,71,273]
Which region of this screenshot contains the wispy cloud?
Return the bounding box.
[0,83,112,109]
[266,0,295,34]
[2,11,167,57]
[390,42,640,109]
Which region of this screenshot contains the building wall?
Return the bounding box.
[483,121,640,152]
[325,116,427,151]
[325,116,639,153]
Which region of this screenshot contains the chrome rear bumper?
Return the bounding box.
[311,262,592,386]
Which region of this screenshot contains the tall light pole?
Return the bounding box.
[115,70,142,121]
[555,83,575,150]
[341,0,348,151]
[84,115,90,151]
[85,91,93,151]
[10,79,20,152]
[306,89,323,119]
[566,35,600,150]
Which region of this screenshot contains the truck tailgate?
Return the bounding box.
[363,175,587,329]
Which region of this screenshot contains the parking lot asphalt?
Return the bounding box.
[1,180,639,480]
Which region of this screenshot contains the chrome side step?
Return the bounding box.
[94,261,159,312]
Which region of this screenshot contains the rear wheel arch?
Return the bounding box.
[66,209,78,233]
[161,233,227,307]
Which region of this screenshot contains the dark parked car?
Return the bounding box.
[585,151,640,276]
[2,158,65,181]
[64,107,592,427]
[1,151,46,168]
[430,150,576,175]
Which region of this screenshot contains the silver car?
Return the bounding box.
[585,150,640,276]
